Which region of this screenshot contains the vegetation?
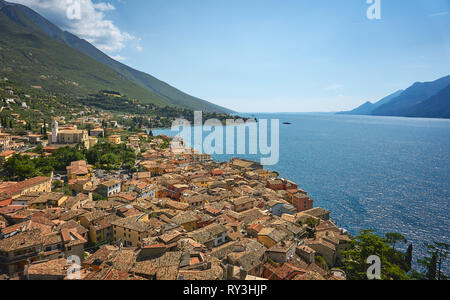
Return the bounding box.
[80,92,243,128]
[0,3,232,113]
[341,230,412,280]
[385,232,408,251]
[304,217,319,238]
[0,6,168,107]
[86,142,137,172]
[341,230,449,280]
[2,146,84,180]
[315,255,328,270]
[1,142,137,180]
[413,242,449,280]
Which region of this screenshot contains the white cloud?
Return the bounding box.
[429,11,450,17]
[10,0,134,53]
[93,2,115,11]
[325,83,344,91]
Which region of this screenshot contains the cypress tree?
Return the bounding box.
[406,244,413,271]
[428,252,437,280]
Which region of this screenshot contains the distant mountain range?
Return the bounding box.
[339,75,450,119]
[0,0,233,113]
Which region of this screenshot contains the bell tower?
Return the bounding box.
[51,119,59,144]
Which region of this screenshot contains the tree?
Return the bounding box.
[341,230,411,280]
[405,244,413,271]
[53,180,63,189]
[3,154,37,180]
[417,242,449,280]
[305,217,319,228]
[315,255,328,271]
[428,252,438,280]
[385,233,408,251]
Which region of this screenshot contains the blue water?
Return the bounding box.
[155,113,450,272]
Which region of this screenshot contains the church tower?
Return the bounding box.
[51,119,59,144]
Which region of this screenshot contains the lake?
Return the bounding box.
[155,113,450,272]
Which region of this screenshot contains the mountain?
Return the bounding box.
[338,90,404,115]
[0,0,233,113]
[405,84,450,119]
[0,3,166,104]
[340,75,450,119]
[372,75,450,117]
[338,101,375,115]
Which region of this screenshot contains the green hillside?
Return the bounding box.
[0,0,233,113]
[0,5,172,106]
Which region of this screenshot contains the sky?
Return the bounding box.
[9,0,450,112]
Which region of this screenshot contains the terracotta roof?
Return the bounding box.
[0,229,43,252]
[111,215,153,233]
[0,177,51,197]
[188,223,228,244]
[66,160,89,175]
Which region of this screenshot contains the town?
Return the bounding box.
[0,90,351,280]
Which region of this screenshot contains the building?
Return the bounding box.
[0,230,43,276]
[79,211,110,229]
[95,180,121,198]
[27,258,82,280]
[188,223,228,249]
[111,215,153,247]
[89,215,118,247]
[301,208,331,221]
[290,192,314,213]
[305,239,336,267]
[170,211,198,232]
[28,193,68,209]
[0,176,52,200]
[0,132,12,150]
[26,134,43,144]
[0,150,15,162]
[88,136,98,149]
[231,158,263,171]
[90,128,104,137]
[0,194,12,207]
[266,241,297,263]
[265,201,296,217]
[229,196,255,212]
[48,120,90,149]
[0,228,86,276]
[66,161,92,183]
[296,245,316,264]
[108,135,121,145]
[257,227,288,249]
[128,136,140,148]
